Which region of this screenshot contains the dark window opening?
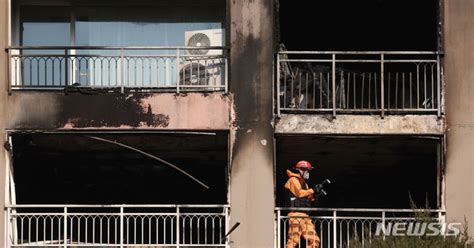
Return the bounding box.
[11,132,229,204]
[278,0,439,51]
[276,136,441,209]
[276,0,441,114]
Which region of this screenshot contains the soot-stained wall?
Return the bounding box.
[7,92,232,130]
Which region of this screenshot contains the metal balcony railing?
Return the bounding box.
[276,51,443,117]
[275,207,445,248]
[7,46,229,93]
[5,204,230,248]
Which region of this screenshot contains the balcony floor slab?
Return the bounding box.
[276,114,445,135]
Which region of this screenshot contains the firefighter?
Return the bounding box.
[285,160,321,248]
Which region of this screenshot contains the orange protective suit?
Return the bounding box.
[284,169,320,248]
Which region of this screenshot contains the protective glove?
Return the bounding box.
[313,179,331,196]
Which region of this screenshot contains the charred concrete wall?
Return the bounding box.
[229,0,275,246]
[444,0,474,236]
[7,92,232,130]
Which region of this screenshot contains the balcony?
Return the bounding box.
[275,207,445,248]
[6,204,230,247]
[276,51,442,117]
[9,1,227,93]
[8,46,228,93]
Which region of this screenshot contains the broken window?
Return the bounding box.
[278,0,439,51]
[10,132,229,204]
[6,132,230,247]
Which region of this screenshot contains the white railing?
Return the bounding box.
[6,204,230,248]
[275,207,445,248]
[276,51,443,117]
[8,46,229,93]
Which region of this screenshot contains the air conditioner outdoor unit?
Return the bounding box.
[181,29,225,86]
[184,29,224,55]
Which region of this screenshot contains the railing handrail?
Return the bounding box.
[6,46,230,51]
[275,207,446,248]
[276,50,443,117]
[8,45,229,93]
[275,207,445,213]
[6,204,231,247]
[6,204,229,209]
[278,51,442,55]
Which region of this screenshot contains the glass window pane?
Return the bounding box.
[21,6,70,46]
[17,2,226,88]
[74,4,225,87]
[20,6,71,87]
[75,5,224,46]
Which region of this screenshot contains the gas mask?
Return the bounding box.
[302,171,310,180]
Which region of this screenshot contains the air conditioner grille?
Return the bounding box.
[187,33,211,55]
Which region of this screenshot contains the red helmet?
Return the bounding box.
[294,160,313,170]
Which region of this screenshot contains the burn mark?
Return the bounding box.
[57,93,169,128]
[230,0,275,173]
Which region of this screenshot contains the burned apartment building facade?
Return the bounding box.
[0,0,472,247]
